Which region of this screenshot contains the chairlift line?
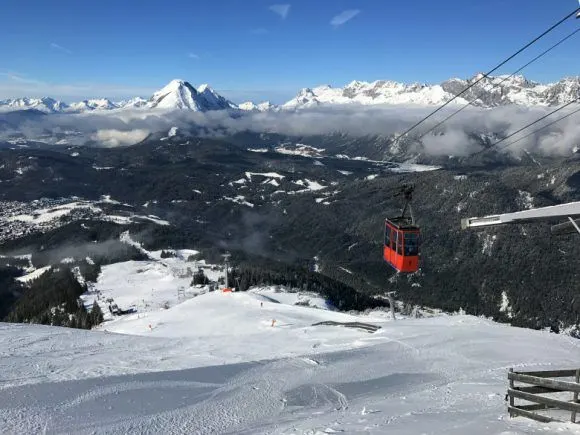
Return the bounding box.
[382,5,580,274]
[417,27,580,141]
[495,105,580,152]
[472,98,580,156]
[390,6,580,145]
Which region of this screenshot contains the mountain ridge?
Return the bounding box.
[0,74,578,114]
[283,75,579,109]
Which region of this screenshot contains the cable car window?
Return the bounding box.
[385,224,390,247]
[396,231,403,255]
[404,232,419,256]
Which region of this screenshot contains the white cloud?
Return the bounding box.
[50,42,72,55]
[92,129,150,147]
[422,129,478,156]
[188,53,200,60]
[534,123,580,157]
[197,104,580,158]
[330,9,360,27]
[0,71,43,85]
[1,82,578,157]
[269,4,290,19]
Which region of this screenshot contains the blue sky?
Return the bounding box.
[1,0,579,103]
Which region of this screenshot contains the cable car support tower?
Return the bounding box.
[221,252,232,292]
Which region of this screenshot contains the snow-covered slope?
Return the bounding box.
[2,311,580,434]
[2,237,580,434]
[197,83,237,110]
[96,288,378,357]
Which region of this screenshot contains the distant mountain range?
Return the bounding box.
[0,80,239,114]
[282,75,580,109]
[1,74,578,114]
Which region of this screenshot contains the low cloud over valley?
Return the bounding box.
[1,103,579,158]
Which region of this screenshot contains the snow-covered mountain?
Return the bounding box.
[0,80,237,114]
[146,79,201,110]
[116,97,148,109]
[1,74,578,114]
[196,83,238,110]
[67,98,118,112]
[146,79,235,111]
[283,74,580,109]
[238,101,278,112]
[283,81,461,109]
[0,97,68,113]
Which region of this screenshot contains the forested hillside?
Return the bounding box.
[0,138,578,333]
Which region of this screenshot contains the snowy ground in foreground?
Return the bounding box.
[5,242,580,434]
[2,297,580,434]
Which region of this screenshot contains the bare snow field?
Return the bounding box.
[2,292,580,434]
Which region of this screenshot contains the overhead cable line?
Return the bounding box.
[495,104,580,152]
[472,98,580,156]
[417,27,580,140]
[390,6,580,144]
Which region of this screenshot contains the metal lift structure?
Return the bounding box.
[461,201,580,235]
[462,199,580,425]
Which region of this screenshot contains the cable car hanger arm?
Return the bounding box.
[461,201,580,231]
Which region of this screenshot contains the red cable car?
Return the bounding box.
[383,185,421,273]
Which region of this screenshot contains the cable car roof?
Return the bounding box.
[386,217,420,230]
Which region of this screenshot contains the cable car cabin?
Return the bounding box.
[383,217,420,273]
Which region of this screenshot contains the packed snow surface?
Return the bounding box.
[3,240,580,434]
[2,287,580,434]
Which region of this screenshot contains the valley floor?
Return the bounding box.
[2,289,580,434]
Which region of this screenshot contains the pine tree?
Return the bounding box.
[90,301,104,326]
[192,269,208,285]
